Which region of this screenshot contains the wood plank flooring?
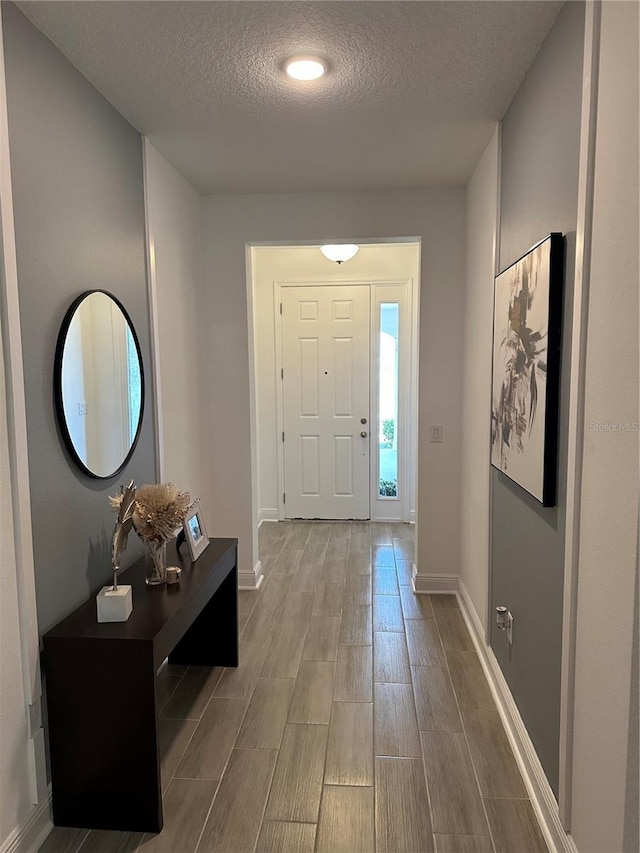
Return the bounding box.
[41,521,548,853]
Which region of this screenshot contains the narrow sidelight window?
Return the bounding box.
[378,303,399,498]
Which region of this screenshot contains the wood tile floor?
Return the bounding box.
[41,521,549,853]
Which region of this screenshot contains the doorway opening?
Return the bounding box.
[247,241,420,544]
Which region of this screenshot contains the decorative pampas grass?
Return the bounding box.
[133,483,191,544]
[110,482,191,545]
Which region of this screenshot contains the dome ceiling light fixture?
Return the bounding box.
[320,244,360,265]
[285,56,326,81]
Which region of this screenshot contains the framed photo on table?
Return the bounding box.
[183,499,209,561]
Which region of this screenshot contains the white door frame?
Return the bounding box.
[558,0,601,828]
[274,276,417,522]
[0,11,47,806]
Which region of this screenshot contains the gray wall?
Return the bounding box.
[491,0,584,796]
[3,3,156,634]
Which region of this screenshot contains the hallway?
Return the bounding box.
[41,521,548,853]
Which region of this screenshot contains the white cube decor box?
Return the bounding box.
[96,585,133,623]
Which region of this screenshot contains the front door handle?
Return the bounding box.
[360,431,368,438]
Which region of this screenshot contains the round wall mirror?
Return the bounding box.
[54,290,145,479]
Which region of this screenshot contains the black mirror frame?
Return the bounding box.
[54,289,145,480]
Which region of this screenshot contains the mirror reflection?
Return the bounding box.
[56,291,144,478]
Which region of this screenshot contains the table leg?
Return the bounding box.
[45,637,162,833]
[168,563,238,667]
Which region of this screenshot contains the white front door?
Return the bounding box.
[281,285,370,519]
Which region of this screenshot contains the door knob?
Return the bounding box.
[360,431,368,438]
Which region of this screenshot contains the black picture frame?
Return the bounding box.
[490,233,564,506]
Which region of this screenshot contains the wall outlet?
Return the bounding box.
[506,611,514,645]
[430,425,443,443]
[78,401,87,415]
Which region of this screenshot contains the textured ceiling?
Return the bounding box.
[17,1,563,194]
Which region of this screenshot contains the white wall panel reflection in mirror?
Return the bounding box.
[55,291,144,478]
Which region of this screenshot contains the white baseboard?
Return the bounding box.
[238,559,264,590]
[411,564,459,594]
[258,508,279,523]
[408,509,416,523]
[457,580,578,853]
[1,791,52,853]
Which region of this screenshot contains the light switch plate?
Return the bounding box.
[430,425,443,443]
[507,611,514,645]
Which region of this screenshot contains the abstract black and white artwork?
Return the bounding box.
[491,233,564,506]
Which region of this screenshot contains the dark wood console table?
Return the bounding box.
[43,538,238,834]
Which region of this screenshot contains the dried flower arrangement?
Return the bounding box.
[111,483,191,543]
[110,482,191,585]
[135,483,191,544]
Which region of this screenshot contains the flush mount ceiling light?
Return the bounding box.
[320,244,359,265]
[285,56,326,81]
